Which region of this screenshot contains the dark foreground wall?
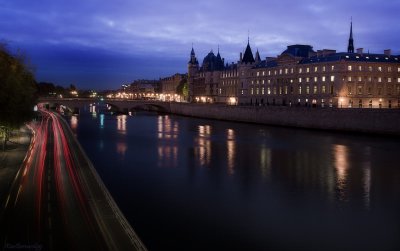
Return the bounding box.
[169,103,400,136]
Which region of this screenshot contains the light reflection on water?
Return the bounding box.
[68,112,400,251]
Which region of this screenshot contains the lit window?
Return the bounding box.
[267,87,271,95]
[306,77,310,82]
[279,69,283,75]
[378,77,382,83]
[388,78,392,83]
[299,86,302,94]
[314,77,318,82]
[299,77,302,83]
[313,85,318,94]
[398,78,400,83]
[348,65,352,71]
[299,68,303,73]
[378,66,382,72]
[291,68,294,73]
[348,76,352,82]
[388,67,391,72]
[330,75,335,82]
[284,86,288,94]
[241,90,244,95]
[256,88,259,95]
[322,76,326,82]
[398,67,400,72]
[322,66,326,72]
[306,85,310,94]
[358,76,362,82]
[262,87,265,95]
[368,77,372,82]
[331,65,335,71]
[322,85,326,94]
[268,71,271,76]
[368,66,372,71]
[307,67,310,73]
[257,71,260,76]
[285,68,288,74]
[358,86,362,95]
[251,88,254,95]
[314,66,318,72]
[279,87,282,95]
[268,80,271,84]
[273,87,277,95]
[274,70,277,75]
[262,80,265,84]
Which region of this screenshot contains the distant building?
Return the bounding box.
[188,21,400,108]
[160,73,187,101]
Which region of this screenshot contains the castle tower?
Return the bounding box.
[347,20,354,53]
[188,46,199,102]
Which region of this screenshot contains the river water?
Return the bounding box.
[67,108,400,251]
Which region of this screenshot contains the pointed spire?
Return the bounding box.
[255,49,261,63]
[347,18,354,53]
[242,37,255,64]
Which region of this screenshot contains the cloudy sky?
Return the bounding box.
[1,0,399,90]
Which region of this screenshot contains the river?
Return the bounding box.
[67,107,400,251]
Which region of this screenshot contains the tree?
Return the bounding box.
[0,43,37,150]
[176,79,189,101]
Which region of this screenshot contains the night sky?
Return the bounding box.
[1,0,399,90]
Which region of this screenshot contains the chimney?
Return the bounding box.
[384,49,391,56]
[356,48,363,55]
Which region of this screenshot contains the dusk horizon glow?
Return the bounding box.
[1,0,400,90]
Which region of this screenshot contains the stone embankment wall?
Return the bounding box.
[169,103,400,136]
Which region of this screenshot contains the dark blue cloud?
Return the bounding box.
[1,0,399,89]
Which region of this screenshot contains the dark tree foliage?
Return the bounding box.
[0,43,37,130]
[176,79,189,100]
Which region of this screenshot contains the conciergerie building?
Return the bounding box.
[188,22,400,108]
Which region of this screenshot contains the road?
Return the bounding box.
[1,109,146,250]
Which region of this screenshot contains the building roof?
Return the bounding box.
[281,44,315,58]
[300,52,400,64]
[201,50,224,71]
[242,42,255,64]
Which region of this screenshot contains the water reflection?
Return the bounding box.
[117,115,127,134]
[116,142,127,157]
[195,125,211,167]
[100,114,104,129]
[259,144,271,178]
[333,144,349,202]
[157,116,178,167]
[226,129,236,175]
[70,115,78,130]
[363,147,371,210]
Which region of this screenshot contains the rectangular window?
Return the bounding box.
[331,65,335,71]
[268,71,271,76]
[285,68,288,74]
[306,77,310,82]
[299,77,302,83]
[256,88,259,95]
[322,85,326,94]
[358,86,362,95]
[291,68,294,73]
[273,87,277,95]
[322,76,326,82]
[348,76,352,82]
[330,85,334,94]
[299,86,302,94]
[251,88,254,95]
[262,80,265,84]
[307,67,310,73]
[241,90,244,95]
[306,85,310,94]
[378,66,382,72]
[314,66,318,72]
[330,75,335,82]
[257,71,260,76]
[348,65,352,71]
[378,77,382,83]
[358,65,362,71]
[262,87,265,95]
[279,69,282,75]
[369,66,373,71]
[299,68,303,73]
[398,78,400,83]
[368,77,372,82]
[388,78,392,83]
[322,66,326,72]
[267,87,271,95]
[314,77,318,82]
[388,67,391,72]
[284,86,288,94]
[268,80,271,84]
[313,85,318,94]
[358,76,362,82]
[279,87,282,95]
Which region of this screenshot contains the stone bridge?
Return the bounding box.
[39,98,172,113]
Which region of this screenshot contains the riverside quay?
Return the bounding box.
[188,21,400,108]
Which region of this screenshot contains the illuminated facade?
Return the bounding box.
[188,22,400,108]
[160,73,187,101]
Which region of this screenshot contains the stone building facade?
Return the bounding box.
[188,22,400,108]
[160,73,187,101]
